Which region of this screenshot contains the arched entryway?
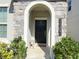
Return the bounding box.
[29,4,51,46]
[24,1,55,59]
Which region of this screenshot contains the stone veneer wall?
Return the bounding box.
[12,1,67,40]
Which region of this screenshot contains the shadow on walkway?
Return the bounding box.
[38,43,50,59]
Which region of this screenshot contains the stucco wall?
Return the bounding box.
[67,0,79,41]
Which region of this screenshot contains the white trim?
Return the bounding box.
[0,22,7,24]
[0,4,10,7]
[35,17,47,20]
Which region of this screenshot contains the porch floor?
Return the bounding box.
[26,45,50,59]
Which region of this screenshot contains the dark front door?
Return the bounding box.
[35,20,47,43]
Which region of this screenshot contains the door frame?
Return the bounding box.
[34,17,47,45]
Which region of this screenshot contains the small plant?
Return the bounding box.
[53,36,79,59]
[11,36,27,59]
[0,42,14,59]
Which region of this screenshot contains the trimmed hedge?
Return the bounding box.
[53,37,79,59]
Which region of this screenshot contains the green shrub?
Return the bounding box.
[11,36,27,59]
[0,43,14,59]
[55,54,63,59]
[53,36,79,59]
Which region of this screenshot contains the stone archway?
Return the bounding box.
[24,1,55,47]
[24,1,55,59]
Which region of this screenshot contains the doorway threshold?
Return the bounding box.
[37,43,46,47]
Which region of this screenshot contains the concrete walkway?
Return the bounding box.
[26,45,50,59]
